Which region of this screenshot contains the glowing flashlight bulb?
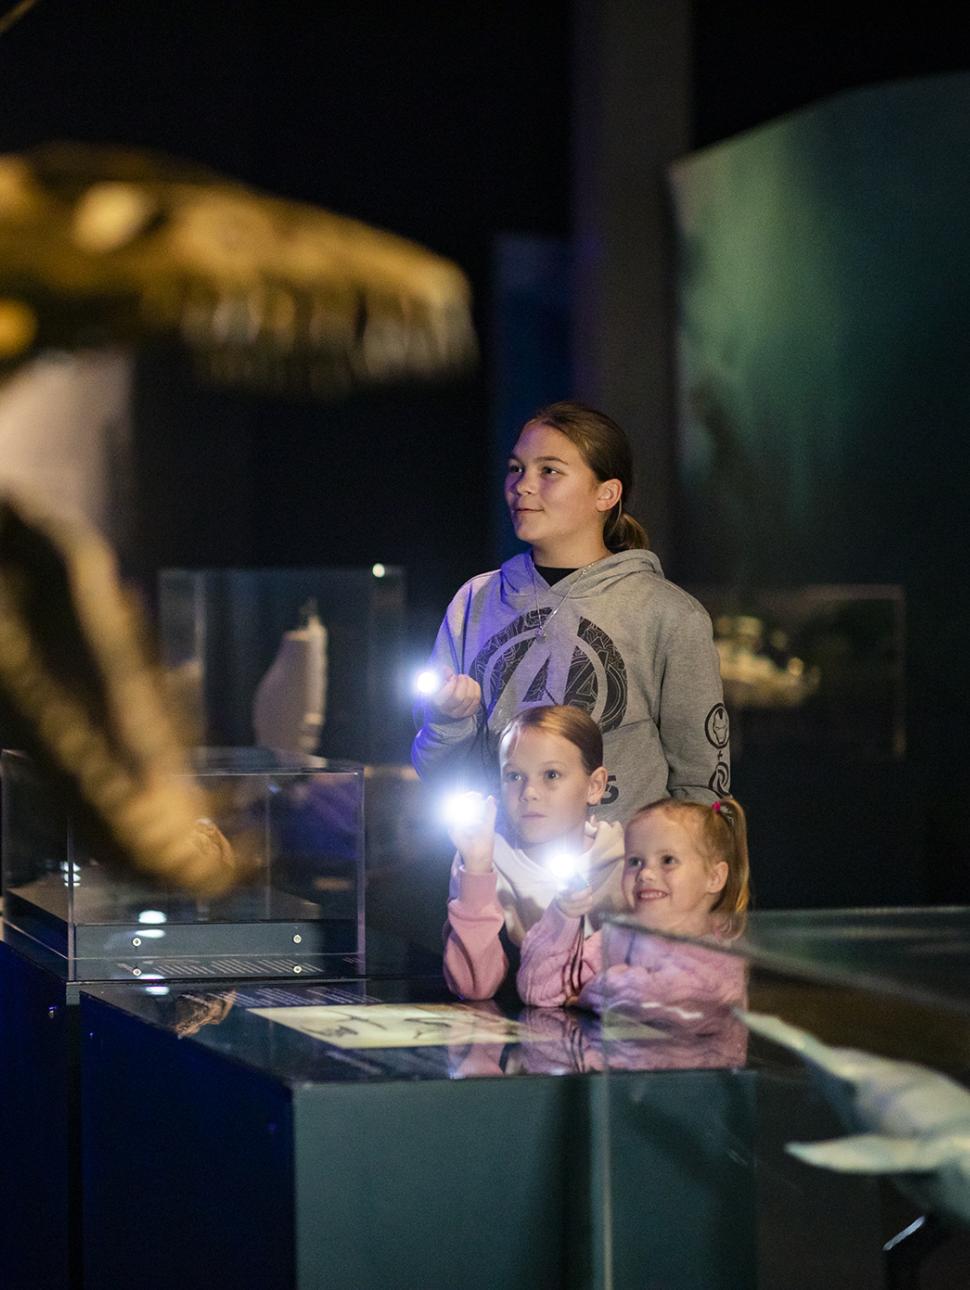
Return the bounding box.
[546,851,584,891]
[414,669,441,696]
[442,791,487,830]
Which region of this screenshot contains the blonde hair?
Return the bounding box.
[527,400,649,551]
[499,703,603,775]
[628,796,751,938]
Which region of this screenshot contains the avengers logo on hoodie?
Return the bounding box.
[469,612,628,733]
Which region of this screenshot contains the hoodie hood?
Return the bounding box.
[499,549,665,608]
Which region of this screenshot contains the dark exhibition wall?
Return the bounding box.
[671,71,970,905]
[2,3,970,903]
[673,73,970,744]
[0,1,573,633]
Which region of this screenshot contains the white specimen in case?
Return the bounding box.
[742,1009,970,1228]
[252,601,328,754]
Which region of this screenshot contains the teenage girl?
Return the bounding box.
[412,400,729,821]
[443,704,625,1000]
[517,796,750,1010]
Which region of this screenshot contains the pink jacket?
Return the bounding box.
[442,867,509,1000]
[442,821,625,1000]
[517,906,747,1012]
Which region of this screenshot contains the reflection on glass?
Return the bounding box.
[445,999,747,1079]
[173,990,237,1038]
[127,988,238,1036]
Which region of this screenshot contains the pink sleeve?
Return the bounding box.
[442,865,509,1000]
[578,941,747,1015]
[516,904,603,1007]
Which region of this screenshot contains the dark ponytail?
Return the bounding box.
[604,507,649,553]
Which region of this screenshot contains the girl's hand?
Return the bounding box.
[448,793,497,874]
[556,882,594,920]
[430,667,482,720]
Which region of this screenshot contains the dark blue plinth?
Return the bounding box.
[79,982,759,1290]
[0,940,80,1290]
[0,923,441,1290]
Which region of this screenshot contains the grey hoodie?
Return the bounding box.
[412,550,730,822]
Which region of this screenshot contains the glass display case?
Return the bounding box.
[596,911,970,1289]
[158,565,409,766]
[75,909,970,1289]
[685,585,905,760]
[1,746,365,981]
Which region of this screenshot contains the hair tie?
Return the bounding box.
[712,799,733,825]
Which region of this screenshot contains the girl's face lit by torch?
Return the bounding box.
[499,726,606,858]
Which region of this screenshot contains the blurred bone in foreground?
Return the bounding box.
[0,141,477,394]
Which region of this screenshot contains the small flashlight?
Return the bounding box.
[546,851,587,892]
[414,668,441,696]
[441,791,487,830]
[417,665,446,696]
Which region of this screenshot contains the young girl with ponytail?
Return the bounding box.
[413,401,729,820]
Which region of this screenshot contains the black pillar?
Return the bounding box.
[572,0,691,566]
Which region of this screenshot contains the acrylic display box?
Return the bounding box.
[1,746,365,981]
[158,565,410,766]
[596,911,970,1290]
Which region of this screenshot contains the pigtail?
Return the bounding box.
[709,797,751,939]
